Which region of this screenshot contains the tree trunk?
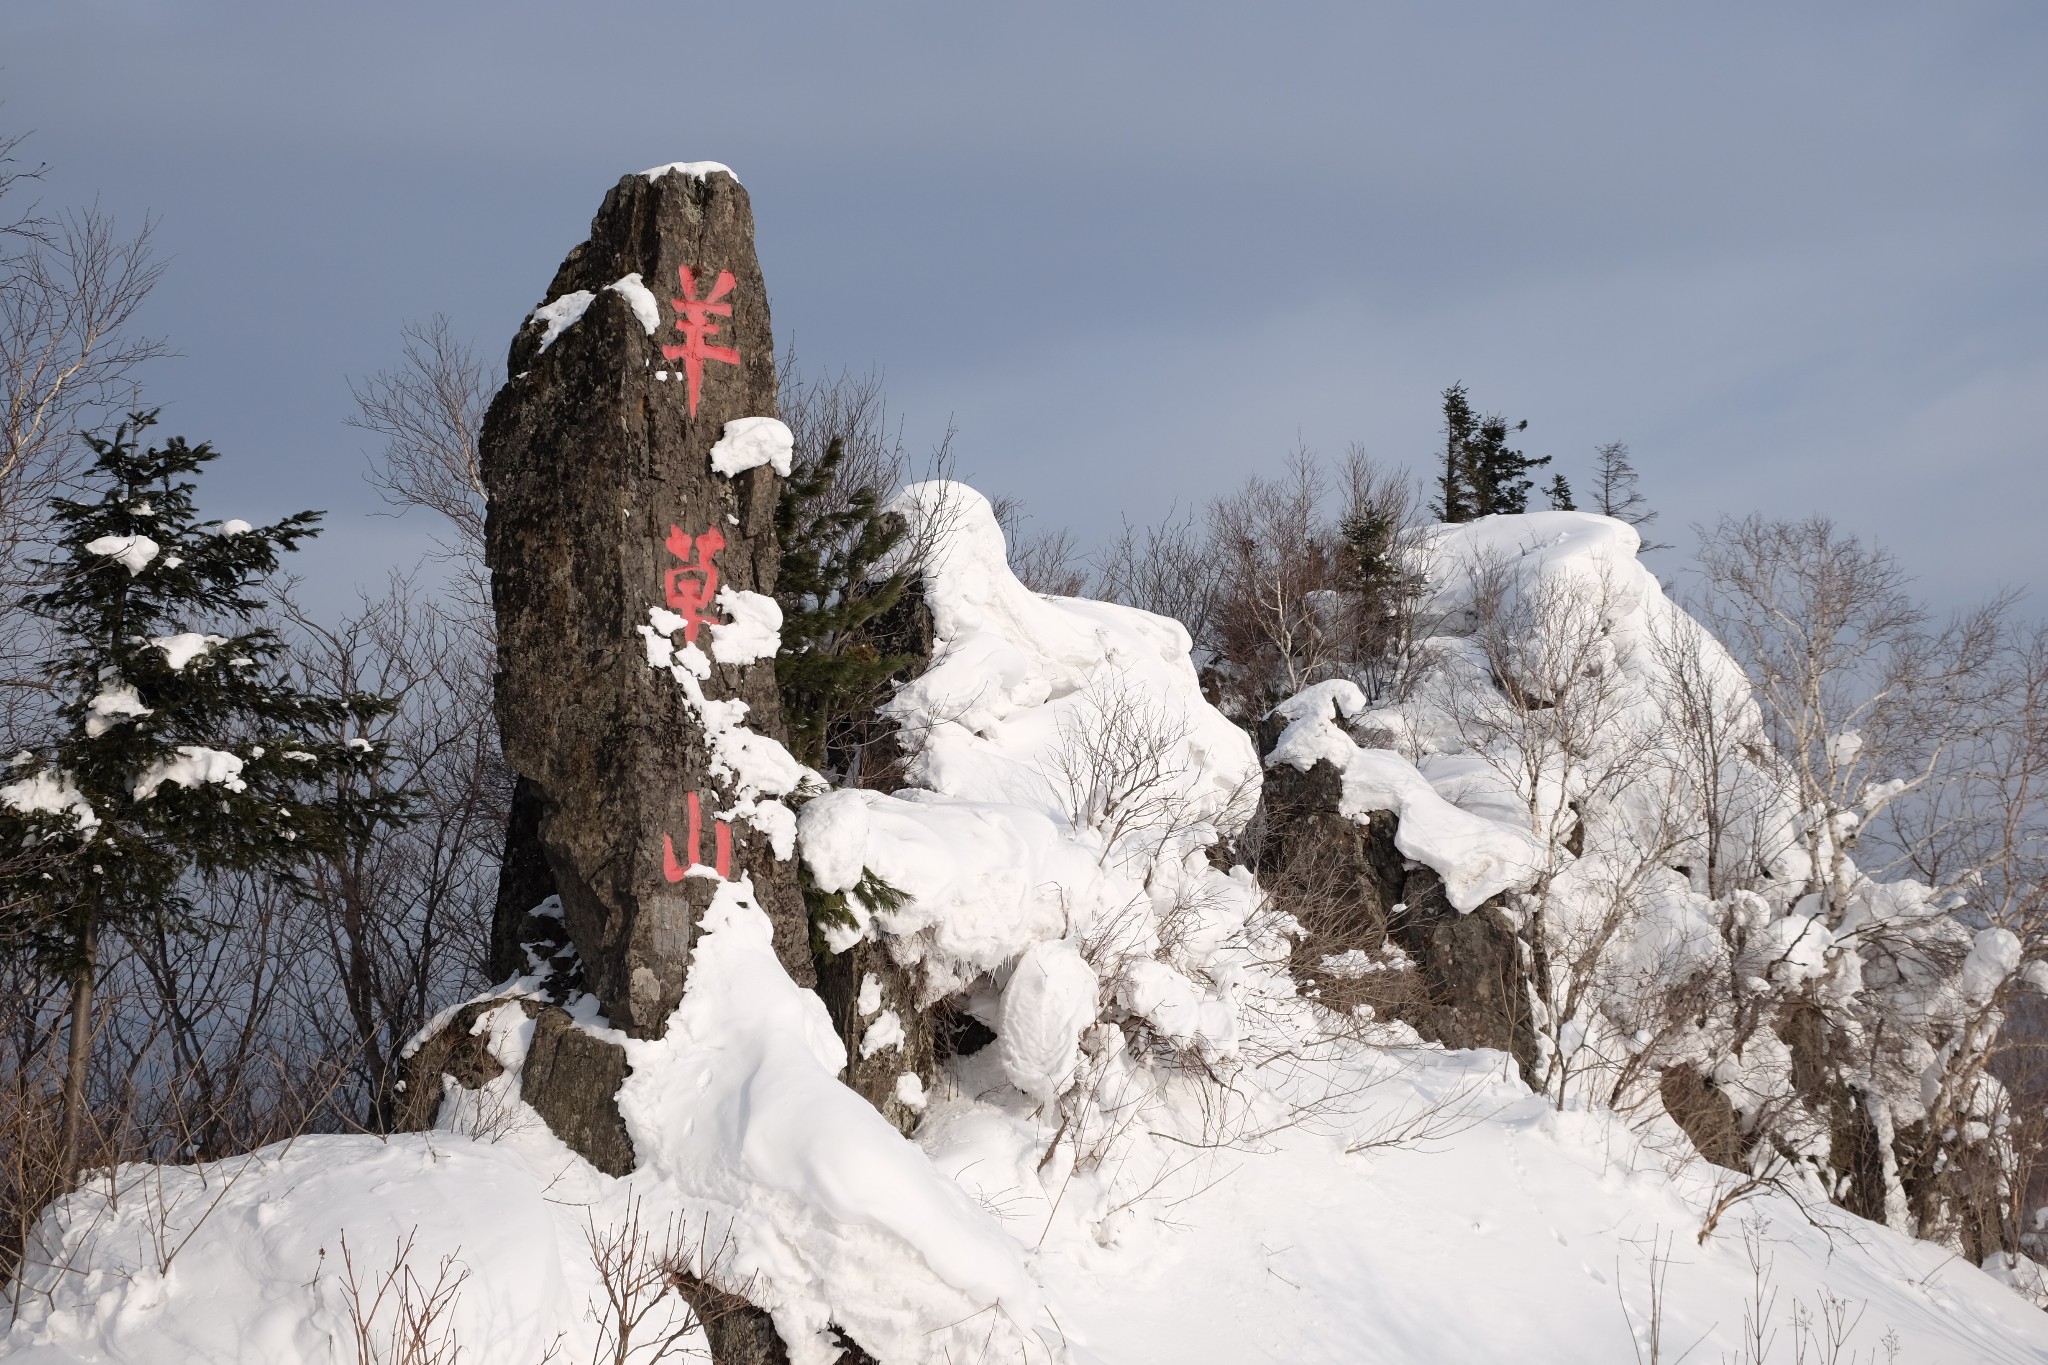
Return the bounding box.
[57,915,98,1192]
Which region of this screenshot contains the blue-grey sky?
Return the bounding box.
[4,2,2043,613]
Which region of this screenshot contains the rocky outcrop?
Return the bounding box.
[1257,751,1540,1087]
[480,165,809,1039]
[394,997,635,1175]
[814,938,936,1137]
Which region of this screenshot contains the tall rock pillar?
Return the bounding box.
[481,164,812,1039]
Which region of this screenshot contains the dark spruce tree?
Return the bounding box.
[773,436,920,774]
[0,415,404,1186]
[1430,384,1551,521]
[1429,383,1480,522]
[1543,473,1576,511]
[1466,413,1548,516]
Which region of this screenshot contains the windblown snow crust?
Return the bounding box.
[8,503,2046,1364]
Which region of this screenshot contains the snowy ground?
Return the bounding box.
[8,491,2047,1363]
[9,1035,2046,1363]
[1034,1059,2048,1364]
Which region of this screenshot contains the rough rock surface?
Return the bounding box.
[481,166,810,1039]
[814,938,936,1137]
[394,997,635,1176]
[1258,752,1540,1086]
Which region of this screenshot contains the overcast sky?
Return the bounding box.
[4,2,2043,614]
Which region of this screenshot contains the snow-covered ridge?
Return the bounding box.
[803,481,1262,1028]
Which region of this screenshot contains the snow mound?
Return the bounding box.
[709,416,794,477]
[801,480,1261,1063]
[640,160,739,183]
[614,879,1044,1360]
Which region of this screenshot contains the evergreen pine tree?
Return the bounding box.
[1429,384,1479,522]
[0,415,404,1184]
[774,437,920,772]
[1543,473,1575,511]
[1430,385,1550,520]
[1466,413,1549,516]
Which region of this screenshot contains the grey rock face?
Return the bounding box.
[814,938,936,1137]
[481,167,811,1039]
[1258,754,1540,1086]
[394,997,634,1175]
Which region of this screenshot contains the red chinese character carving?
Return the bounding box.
[663,791,733,882]
[663,523,727,642]
[661,265,741,417]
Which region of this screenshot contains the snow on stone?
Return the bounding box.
[640,160,739,182]
[871,481,1257,841]
[708,416,794,477]
[799,786,1091,983]
[0,768,99,831]
[151,632,227,672]
[606,272,661,334]
[529,290,593,350]
[529,275,663,353]
[1268,680,1541,911]
[84,682,150,738]
[84,533,159,574]
[859,1008,905,1060]
[801,481,1264,1062]
[132,745,247,800]
[640,602,808,856]
[708,586,782,663]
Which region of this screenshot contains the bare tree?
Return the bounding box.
[0,132,167,745]
[346,316,491,614]
[1694,514,2011,922]
[1589,441,1666,551]
[284,580,504,1127]
[1200,446,1422,721]
[1441,560,1670,1104]
[993,505,1088,596]
[1095,505,1222,650]
[1643,608,1789,899]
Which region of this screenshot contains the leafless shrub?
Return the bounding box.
[1095,506,1220,648]
[1046,676,1202,869]
[335,1229,471,1365]
[1615,1232,1710,1365]
[583,1201,723,1365]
